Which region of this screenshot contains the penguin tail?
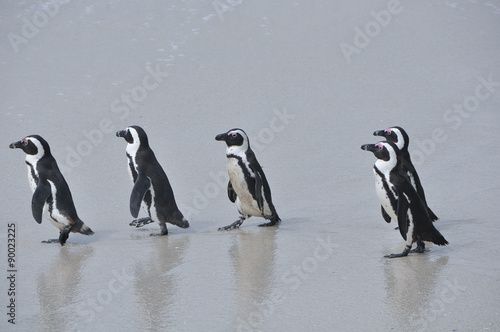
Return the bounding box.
[178,217,189,229]
[169,210,189,229]
[73,219,94,235]
[79,224,95,236]
[425,228,448,246]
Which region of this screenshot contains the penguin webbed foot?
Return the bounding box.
[384,246,411,258]
[410,241,425,253]
[258,216,281,228]
[130,217,153,228]
[218,218,244,231]
[150,224,168,236]
[41,239,60,244]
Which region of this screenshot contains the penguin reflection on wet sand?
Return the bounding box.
[116,126,189,235]
[361,141,448,258]
[9,135,94,245]
[373,126,438,222]
[215,128,281,230]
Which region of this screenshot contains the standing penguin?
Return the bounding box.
[373,126,438,222]
[116,126,189,235]
[215,128,280,230]
[361,141,448,258]
[9,135,94,245]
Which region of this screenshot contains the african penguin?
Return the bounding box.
[361,141,448,258]
[373,126,438,222]
[116,125,189,235]
[9,135,94,245]
[215,128,281,230]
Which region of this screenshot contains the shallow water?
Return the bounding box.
[1,1,500,331]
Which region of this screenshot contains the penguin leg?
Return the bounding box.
[129,217,153,228]
[150,223,168,236]
[58,225,73,246]
[258,215,281,227]
[218,216,245,231]
[410,241,425,253]
[384,245,411,258]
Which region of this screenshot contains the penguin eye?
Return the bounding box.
[22,139,29,146]
[229,132,237,138]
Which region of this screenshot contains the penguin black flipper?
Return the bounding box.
[227,181,237,203]
[250,164,264,212]
[130,171,151,218]
[381,206,391,223]
[400,158,438,222]
[395,187,409,241]
[31,179,52,224]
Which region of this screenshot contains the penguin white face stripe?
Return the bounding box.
[125,128,141,158]
[391,128,404,150]
[25,137,45,164]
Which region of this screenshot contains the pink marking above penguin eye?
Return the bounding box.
[229,131,237,137]
[376,142,384,149]
[384,128,392,134]
[21,138,29,146]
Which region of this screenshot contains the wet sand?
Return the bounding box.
[1,1,499,331]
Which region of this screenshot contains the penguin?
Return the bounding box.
[116,126,189,235]
[373,126,438,222]
[361,141,448,258]
[9,135,94,245]
[215,128,281,230]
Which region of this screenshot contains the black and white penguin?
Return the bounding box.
[215,128,281,230]
[9,135,94,245]
[373,126,438,222]
[361,141,448,258]
[116,126,189,235]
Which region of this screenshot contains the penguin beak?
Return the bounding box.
[361,144,378,152]
[116,130,126,138]
[373,130,388,137]
[9,141,22,149]
[215,133,228,141]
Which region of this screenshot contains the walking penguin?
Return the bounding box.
[9,135,94,245]
[116,126,189,235]
[361,141,448,258]
[373,126,438,222]
[215,128,280,230]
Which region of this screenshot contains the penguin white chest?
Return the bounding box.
[373,169,397,221]
[25,156,39,193]
[227,158,263,217]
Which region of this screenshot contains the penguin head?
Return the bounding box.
[361,141,399,164]
[116,126,149,147]
[215,128,249,151]
[9,135,50,158]
[373,126,409,151]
